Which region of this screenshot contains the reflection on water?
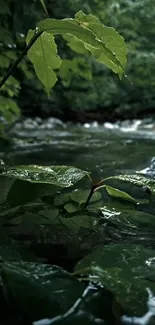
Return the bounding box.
[2,118,155,181]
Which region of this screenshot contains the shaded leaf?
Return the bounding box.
[0,232,35,260]
[59,58,92,85]
[0,96,20,123]
[60,214,98,233]
[70,189,102,204]
[7,180,59,205]
[64,203,78,213]
[1,261,85,320]
[75,244,155,315]
[0,176,14,204]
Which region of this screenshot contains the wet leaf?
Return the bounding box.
[32,282,116,325]
[103,185,138,203]
[75,244,155,315]
[0,232,35,260]
[60,214,98,233]
[2,165,89,187]
[1,261,85,320]
[108,174,155,194]
[10,209,60,226]
[70,189,102,204]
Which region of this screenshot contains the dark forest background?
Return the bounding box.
[1,0,155,123]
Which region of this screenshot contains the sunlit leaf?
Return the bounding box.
[38,11,126,77]
[75,11,126,77]
[26,30,61,93]
[2,165,89,186]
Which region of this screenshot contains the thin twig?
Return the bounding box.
[0,31,43,89]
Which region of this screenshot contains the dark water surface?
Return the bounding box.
[2,118,155,179]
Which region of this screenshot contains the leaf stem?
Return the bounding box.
[84,184,95,208]
[0,31,43,89]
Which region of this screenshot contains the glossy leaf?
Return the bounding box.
[38,210,98,233]
[26,30,61,93]
[1,261,85,320]
[75,244,155,315]
[108,174,155,194]
[2,165,89,186]
[104,185,138,203]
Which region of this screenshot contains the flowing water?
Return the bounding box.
[2,117,155,178]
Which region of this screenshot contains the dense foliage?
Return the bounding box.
[0,157,155,323]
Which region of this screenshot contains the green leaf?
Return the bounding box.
[0,96,20,123]
[70,189,102,204]
[60,214,98,232]
[38,11,126,77]
[75,244,155,315]
[63,34,89,54]
[2,165,89,186]
[0,166,89,206]
[1,261,85,320]
[59,58,92,84]
[104,185,138,203]
[39,0,48,17]
[26,30,61,93]
[7,180,59,206]
[64,203,78,213]
[108,174,155,193]
[0,176,14,204]
[0,232,35,260]
[75,11,126,76]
